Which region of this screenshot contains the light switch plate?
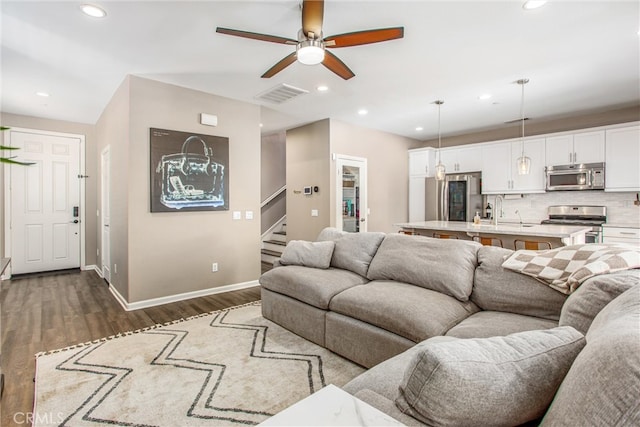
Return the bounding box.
[311,209,319,217]
[245,210,254,220]
[232,211,241,220]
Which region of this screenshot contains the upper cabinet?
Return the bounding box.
[439,146,483,173]
[409,147,435,177]
[605,125,640,192]
[482,138,546,194]
[546,130,605,166]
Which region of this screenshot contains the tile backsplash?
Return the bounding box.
[486,191,640,226]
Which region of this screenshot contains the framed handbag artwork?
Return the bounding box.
[150,128,229,212]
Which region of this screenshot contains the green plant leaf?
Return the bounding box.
[0,145,20,150]
[0,157,35,166]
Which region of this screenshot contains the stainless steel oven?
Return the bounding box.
[545,162,605,191]
[541,205,606,243]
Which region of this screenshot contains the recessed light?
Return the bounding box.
[36,92,50,97]
[80,4,107,18]
[523,0,547,10]
[358,109,368,116]
[317,85,329,92]
[478,93,492,100]
[259,123,263,128]
[415,126,424,131]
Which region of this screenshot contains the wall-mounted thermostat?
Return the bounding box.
[303,186,312,195]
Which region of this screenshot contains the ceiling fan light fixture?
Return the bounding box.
[296,40,325,65]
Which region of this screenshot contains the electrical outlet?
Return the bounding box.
[212,262,218,272]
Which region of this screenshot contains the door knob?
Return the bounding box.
[360,218,366,222]
[71,219,79,224]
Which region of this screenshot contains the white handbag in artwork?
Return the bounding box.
[156,136,225,209]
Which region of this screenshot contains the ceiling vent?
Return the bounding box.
[256,83,309,104]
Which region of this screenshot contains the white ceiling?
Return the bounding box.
[2,1,639,140]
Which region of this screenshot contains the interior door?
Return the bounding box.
[336,156,367,233]
[101,146,111,283]
[9,130,81,274]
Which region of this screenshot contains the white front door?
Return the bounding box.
[8,130,81,274]
[101,146,111,283]
[336,156,368,233]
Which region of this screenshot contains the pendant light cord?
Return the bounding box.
[521,80,525,156]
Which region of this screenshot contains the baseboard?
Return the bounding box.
[82,264,103,277]
[109,280,260,312]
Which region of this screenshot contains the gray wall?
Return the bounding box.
[261,131,286,234]
[286,119,331,242]
[122,76,261,303]
[330,120,418,233]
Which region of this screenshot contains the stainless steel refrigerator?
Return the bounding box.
[426,172,483,222]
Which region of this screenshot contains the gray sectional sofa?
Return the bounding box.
[259,228,640,426]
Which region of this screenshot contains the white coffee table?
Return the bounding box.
[259,384,405,426]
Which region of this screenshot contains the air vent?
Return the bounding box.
[256,84,309,104]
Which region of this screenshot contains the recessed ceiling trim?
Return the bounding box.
[255,84,309,104]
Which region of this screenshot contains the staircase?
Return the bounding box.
[261,221,286,273]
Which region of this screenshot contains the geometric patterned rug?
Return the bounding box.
[33,302,365,426]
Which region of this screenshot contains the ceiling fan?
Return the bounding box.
[216,0,404,80]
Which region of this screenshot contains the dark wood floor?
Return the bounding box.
[0,269,261,427]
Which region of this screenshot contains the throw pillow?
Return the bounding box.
[279,240,335,269]
[395,327,586,427]
[502,244,640,294]
[316,227,385,277]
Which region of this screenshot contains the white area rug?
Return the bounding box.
[34,302,364,426]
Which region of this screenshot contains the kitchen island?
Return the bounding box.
[395,220,591,249]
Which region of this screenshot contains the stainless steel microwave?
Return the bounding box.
[545,162,605,191]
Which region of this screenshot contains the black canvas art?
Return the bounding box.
[150,128,229,212]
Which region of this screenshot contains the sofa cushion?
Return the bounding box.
[279,240,335,269]
[317,228,385,277]
[259,265,368,310]
[445,311,558,339]
[329,280,479,343]
[559,269,640,334]
[396,327,586,427]
[366,233,480,301]
[472,246,567,321]
[542,287,640,426]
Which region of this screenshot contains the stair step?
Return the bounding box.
[273,231,286,236]
[261,249,282,257]
[264,239,286,246]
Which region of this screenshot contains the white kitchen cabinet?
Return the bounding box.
[408,148,435,222]
[439,146,483,173]
[409,148,435,177]
[602,225,640,247]
[605,125,640,191]
[482,138,546,194]
[546,131,605,166]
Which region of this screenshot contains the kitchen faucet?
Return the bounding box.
[493,195,504,226]
[515,209,523,225]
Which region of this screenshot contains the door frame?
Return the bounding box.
[3,127,86,278]
[101,145,111,284]
[334,154,368,232]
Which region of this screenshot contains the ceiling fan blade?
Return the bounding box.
[261,52,298,78]
[324,27,404,48]
[216,27,297,45]
[322,51,355,80]
[302,0,324,38]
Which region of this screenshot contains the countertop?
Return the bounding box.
[602,223,640,229]
[395,220,592,238]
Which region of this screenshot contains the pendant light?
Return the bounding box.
[516,78,531,175]
[434,100,446,181]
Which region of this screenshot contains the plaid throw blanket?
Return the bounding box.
[502,243,640,294]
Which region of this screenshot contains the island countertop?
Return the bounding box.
[394,220,592,239]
